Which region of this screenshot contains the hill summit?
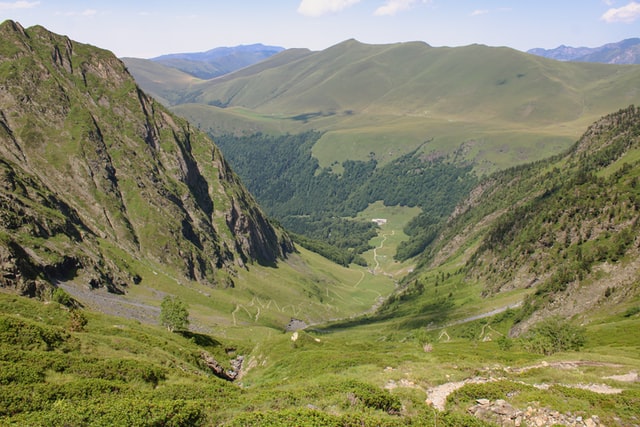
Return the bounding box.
[0,20,292,297]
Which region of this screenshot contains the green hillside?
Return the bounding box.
[401,106,640,334]
[126,38,640,291]
[138,39,640,175]
[130,39,640,261]
[120,57,201,106]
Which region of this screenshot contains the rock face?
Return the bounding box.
[468,399,605,427]
[0,20,293,295]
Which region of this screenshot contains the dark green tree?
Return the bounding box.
[160,296,189,332]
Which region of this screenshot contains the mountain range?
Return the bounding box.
[2,20,640,426]
[528,38,640,64]
[125,38,640,176]
[147,43,285,80]
[122,37,640,272]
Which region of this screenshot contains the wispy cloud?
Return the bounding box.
[0,1,39,11]
[602,1,640,22]
[55,9,98,17]
[297,0,361,17]
[374,0,430,16]
[470,9,489,16]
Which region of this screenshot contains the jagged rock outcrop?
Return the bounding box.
[0,20,293,295]
[200,351,244,381]
[468,398,605,426]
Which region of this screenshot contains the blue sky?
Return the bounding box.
[1,1,639,58]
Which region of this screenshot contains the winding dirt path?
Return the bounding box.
[372,230,394,272]
[425,360,626,411]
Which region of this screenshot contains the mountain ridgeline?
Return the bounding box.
[150,43,285,80]
[528,38,640,64]
[0,21,292,297]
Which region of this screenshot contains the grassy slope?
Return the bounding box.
[65,238,397,337]
[4,146,640,425]
[120,57,201,106]
[3,281,639,426]
[162,40,640,176]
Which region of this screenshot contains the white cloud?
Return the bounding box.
[471,9,489,16]
[602,1,640,22]
[297,0,361,17]
[374,0,431,16]
[0,1,39,11]
[55,9,98,17]
[374,0,416,16]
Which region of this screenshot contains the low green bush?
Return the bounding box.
[13,397,204,427]
[0,379,122,416]
[66,358,167,386]
[0,361,45,385]
[342,380,402,414]
[521,317,586,355]
[0,315,71,351]
[623,306,640,317]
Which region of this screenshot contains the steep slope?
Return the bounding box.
[0,20,292,297]
[407,106,640,333]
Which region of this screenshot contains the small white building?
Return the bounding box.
[372,218,387,225]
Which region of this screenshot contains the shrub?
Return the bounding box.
[0,362,45,385]
[15,397,204,426]
[522,316,586,355]
[51,288,79,308]
[623,306,640,317]
[66,358,167,386]
[342,380,402,414]
[68,309,88,332]
[0,315,70,351]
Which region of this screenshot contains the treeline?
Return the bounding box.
[213,131,477,263]
[290,233,368,267]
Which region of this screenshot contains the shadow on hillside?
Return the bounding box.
[397,298,455,330]
[177,331,222,348]
[309,312,395,334]
[307,297,456,333]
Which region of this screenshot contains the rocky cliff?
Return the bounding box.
[0,20,293,296]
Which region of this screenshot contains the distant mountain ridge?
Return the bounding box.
[528,38,640,64]
[147,43,285,80]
